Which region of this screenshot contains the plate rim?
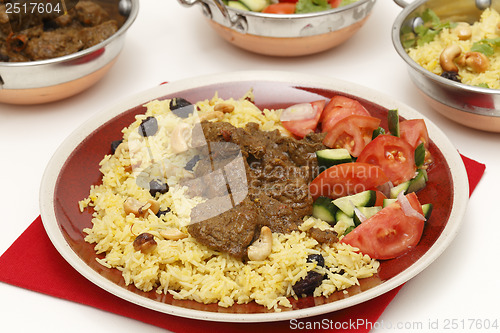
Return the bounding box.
[39,70,469,322]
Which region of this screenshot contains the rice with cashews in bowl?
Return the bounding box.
[403,7,500,89]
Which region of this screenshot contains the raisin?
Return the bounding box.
[156,207,171,217]
[292,271,324,296]
[138,116,158,137]
[169,97,195,119]
[306,254,325,267]
[441,71,461,83]
[149,179,169,197]
[111,139,122,154]
[184,155,201,171]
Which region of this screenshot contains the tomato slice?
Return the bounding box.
[262,3,296,14]
[280,100,325,138]
[374,190,387,207]
[323,115,380,157]
[321,96,371,133]
[309,162,389,200]
[341,192,425,260]
[357,135,416,186]
[400,119,430,149]
[329,0,342,8]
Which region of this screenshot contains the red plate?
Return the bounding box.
[40,71,468,322]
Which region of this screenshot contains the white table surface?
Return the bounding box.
[1,1,499,332]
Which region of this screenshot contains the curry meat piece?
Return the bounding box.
[187,121,331,259]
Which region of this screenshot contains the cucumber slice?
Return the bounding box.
[358,206,382,218]
[407,169,428,194]
[383,198,397,207]
[344,226,355,235]
[333,190,376,217]
[227,1,250,10]
[336,210,353,224]
[335,210,355,235]
[422,203,433,220]
[316,148,352,172]
[239,0,269,11]
[388,109,400,137]
[414,143,426,167]
[353,206,382,226]
[312,196,337,224]
[390,181,410,199]
[372,127,386,139]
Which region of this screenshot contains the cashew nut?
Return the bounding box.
[213,103,235,114]
[199,111,224,122]
[143,199,160,215]
[247,226,273,261]
[464,52,489,73]
[124,198,160,217]
[160,228,188,241]
[453,22,472,40]
[170,123,191,153]
[440,45,462,72]
[114,142,127,158]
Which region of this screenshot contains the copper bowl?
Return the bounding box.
[0,0,139,105]
[178,0,377,57]
[392,0,500,132]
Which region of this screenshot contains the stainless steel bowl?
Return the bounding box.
[178,0,377,57]
[392,0,500,132]
[0,0,139,105]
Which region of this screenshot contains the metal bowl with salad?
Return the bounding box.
[177,0,376,56]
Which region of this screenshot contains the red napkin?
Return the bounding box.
[0,154,484,333]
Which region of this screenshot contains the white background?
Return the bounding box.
[1,0,499,332]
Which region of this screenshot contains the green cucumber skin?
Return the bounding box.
[312,196,337,223]
[316,149,352,172]
[422,203,433,220]
[414,143,426,167]
[407,169,428,194]
[388,109,400,137]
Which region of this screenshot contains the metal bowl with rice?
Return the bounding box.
[392,0,500,132]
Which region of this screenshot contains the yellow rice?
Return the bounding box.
[407,8,500,89]
[79,91,379,311]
